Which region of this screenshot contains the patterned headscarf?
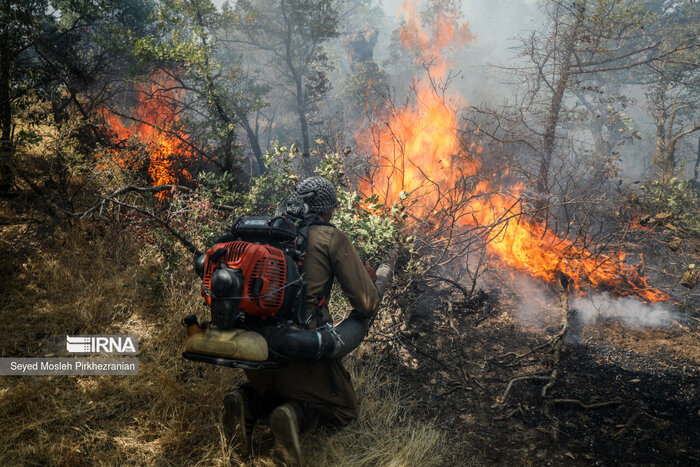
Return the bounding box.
[279,176,338,217]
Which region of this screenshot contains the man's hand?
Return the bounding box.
[364,260,377,283]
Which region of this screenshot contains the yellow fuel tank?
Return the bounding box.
[185,327,268,362]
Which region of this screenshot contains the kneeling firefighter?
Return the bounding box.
[185,176,379,464]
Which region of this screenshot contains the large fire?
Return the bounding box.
[99,71,195,198]
[358,3,670,303]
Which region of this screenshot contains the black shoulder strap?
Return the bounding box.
[293,215,309,250]
[292,218,310,326]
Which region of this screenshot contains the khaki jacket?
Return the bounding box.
[302,224,379,328]
[245,223,379,426]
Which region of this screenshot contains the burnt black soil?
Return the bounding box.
[362,229,699,466]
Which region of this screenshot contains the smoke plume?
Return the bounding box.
[571,292,681,329]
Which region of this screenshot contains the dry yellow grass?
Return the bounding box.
[0,224,446,466]
[307,358,446,467]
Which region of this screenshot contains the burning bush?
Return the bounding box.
[97,72,200,198]
[354,2,672,305]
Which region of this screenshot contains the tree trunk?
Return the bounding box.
[537,0,586,194]
[195,10,237,176]
[280,0,311,175]
[651,80,678,180]
[539,74,569,193]
[662,139,677,180]
[242,118,265,174]
[0,28,14,192]
[693,136,699,185]
[294,75,310,157]
[653,86,666,164]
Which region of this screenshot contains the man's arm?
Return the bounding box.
[329,230,380,320]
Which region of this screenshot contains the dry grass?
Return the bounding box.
[307,357,446,467]
[0,223,446,466]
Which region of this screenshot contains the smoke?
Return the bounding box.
[507,274,680,332]
[511,274,560,330]
[571,292,681,329]
[377,0,542,106]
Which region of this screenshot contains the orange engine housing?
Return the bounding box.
[201,241,298,320]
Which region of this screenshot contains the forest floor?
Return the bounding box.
[0,190,698,465]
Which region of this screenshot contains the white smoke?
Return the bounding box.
[512,274,560,329]
[571,292,680,329]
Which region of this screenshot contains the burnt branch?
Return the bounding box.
[550,398,623,410]
[108,198,200,256]
[495,373,551,406]
[541,274,572,398]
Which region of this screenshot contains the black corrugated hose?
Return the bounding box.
[263,248,398,361]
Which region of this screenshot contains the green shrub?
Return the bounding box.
[151,146,406,267]
[639,177,700,234]
[316,153,406,262]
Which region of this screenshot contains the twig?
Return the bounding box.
[425,274,472,300]
[446,300,461,336]
[491,299,570,365]
[495,373,550,406]
[55,184,221,255]
[614,409,641,439]
[493,406,524,420]
[60,185,192,219]
[439,384,467,397]
[550,398,622,410]
[459,365,484,390]
[110,199,200,255]
[62,184,238,220]
[390,327,486,393]
[491,330,566,364]
[392,329,454,373]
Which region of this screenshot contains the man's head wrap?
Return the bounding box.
[279,176,338,217]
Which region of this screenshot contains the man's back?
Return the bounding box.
[304,224,379,329]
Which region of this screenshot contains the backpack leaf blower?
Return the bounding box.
[181,216,384,369]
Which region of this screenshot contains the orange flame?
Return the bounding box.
[99,71,195,198]
[358,4,669,303]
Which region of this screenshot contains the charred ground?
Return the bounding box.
[363,228,699,465]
